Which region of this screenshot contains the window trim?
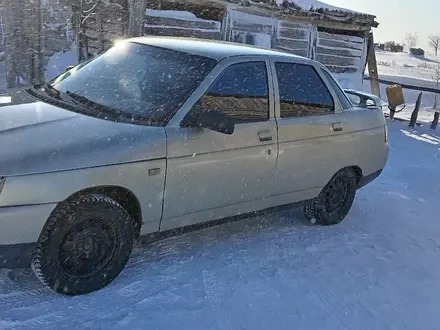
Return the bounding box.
[320,68,353,110]
[271,60,345,120]
[274,61,335,119]
[200,60,270,124]
[168,56,275,128]
[179,59,273,126]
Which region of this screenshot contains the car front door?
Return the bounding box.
[271,60,349,200]
[161,57,278,230]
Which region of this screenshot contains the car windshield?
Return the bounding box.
[49,41,217,125]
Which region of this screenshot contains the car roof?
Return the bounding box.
[128,36,307,62]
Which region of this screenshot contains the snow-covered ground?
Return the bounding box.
[375,50,440,83]
[1,121,440,329]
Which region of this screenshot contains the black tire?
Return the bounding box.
[311,169,357,226]
[31,194,134,295]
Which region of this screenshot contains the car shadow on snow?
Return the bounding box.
[1,205,315,297]
[133,205,315,260]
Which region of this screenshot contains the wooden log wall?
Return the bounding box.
[315,29,366,74]
[83,10,127,55]
[143,10,221,40]
[275,20,312,58]
[226,9,274,48]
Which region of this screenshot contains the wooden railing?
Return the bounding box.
[363,76,440,129]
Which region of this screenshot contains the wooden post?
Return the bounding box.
[35,0,44,85]
[389,106,396,119]
[4,0,23,88]
[128,0,146,37]
[409,92,423,127]
[97,13,104,53]
[367,33,380,98]
[431,112,440,130]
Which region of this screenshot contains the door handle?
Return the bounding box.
[258,130,273,142]
[332,122,343,132]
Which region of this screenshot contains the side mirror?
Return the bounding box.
[181,108,235,135]
[344,89,383,109]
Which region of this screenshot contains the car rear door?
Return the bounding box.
[161,56,278,230]
[270,59,350,200]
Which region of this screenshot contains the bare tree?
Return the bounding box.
[4,0,44,87]
[433,63,440,109]
[429,34,440,56]
[384,41,403,52]
[404,32,418,49]
[75,0,128,61]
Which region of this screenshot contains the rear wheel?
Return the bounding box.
[31,194,134,295]
[304,169,357,226]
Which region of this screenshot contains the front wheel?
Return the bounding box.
[31,194,134,295]
[304,169,357,226]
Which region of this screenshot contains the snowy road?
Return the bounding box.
[2,121,440,330]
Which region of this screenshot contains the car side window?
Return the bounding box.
[321,69,353,110]
[194,61,269,124]
[275,62,334,118]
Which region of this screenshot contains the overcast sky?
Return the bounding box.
[323,0,438,51]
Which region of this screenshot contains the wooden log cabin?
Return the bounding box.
[136,0,379,89]
[0,0,378,90]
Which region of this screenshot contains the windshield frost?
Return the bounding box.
[50,42,217,125]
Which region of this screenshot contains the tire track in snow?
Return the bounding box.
[0,312,64,330]
[304,270,369,330]
[201,269,233,330]
[0,270,52,310]
[0,288,50,309]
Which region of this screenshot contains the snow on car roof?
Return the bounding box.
[129,36,306,61]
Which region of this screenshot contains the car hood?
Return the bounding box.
[0,89,166,176]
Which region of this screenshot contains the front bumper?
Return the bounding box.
[0,203,56,268]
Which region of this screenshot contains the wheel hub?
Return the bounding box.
[59,221,116,278]
[324,178,348,214]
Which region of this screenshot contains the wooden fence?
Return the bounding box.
[365,76,440,129]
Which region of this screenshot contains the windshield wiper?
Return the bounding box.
[64,91,132,119]
[39,83,61,99]
[37,83,82,106]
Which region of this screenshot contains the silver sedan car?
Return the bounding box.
[0,37,389,295]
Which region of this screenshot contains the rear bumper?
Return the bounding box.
[357,169,383,189]
[0,243,36,268]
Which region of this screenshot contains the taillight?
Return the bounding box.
[384,125,388,143]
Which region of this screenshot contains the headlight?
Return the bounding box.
[0,178,4,194]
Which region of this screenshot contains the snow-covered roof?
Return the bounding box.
[275,0,357,13]
[233,0,378,27]
[274,0,374,17]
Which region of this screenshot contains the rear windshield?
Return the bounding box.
[50,42,217,125]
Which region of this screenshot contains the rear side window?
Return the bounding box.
[195,61,269,124]
[321,69,353,110]
[275,63,334,118]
